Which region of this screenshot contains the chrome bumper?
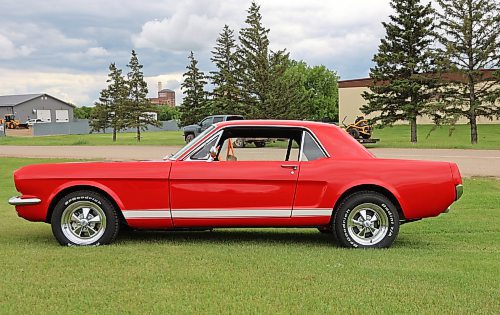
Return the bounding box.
[8,196,41,206]
[455,184,464,201]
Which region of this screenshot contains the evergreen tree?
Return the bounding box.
[237,1,272,116]
[362,0,437,143]
[180,51,208,126]
[90,63,128,141]
[434,0,500,144]
[125,50,160,142]
[209,25,242,115]
[237,1,306,119]
[265,52,309,120]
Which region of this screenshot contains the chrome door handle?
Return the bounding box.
[281,164,298,170]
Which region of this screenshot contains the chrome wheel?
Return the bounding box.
[346,203,389,246]
[61,201,107,245]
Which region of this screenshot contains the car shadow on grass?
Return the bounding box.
[116,228,336,247]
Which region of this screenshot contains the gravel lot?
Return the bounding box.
[1,145,499,177]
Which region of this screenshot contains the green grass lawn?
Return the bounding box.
[0,130,185,146]
[367,123,500,149]
[0,157,498,314]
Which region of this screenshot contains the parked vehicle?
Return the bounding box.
[183,115,244,143]
[26,118,48,126]
[3,114,29,129]
[342,116,379,144]
[9,120,463,248]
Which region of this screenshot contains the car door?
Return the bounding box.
[169,130,300,227]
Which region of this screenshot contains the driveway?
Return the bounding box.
[0,145,499,178]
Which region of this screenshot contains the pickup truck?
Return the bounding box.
[183,115,270,147]
[183,115,244,143]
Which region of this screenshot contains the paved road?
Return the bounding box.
[1,145,499,177]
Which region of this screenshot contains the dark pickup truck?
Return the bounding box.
[183,115,244,143]
[182,115,270,147]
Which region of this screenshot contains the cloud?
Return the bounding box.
[0,68,107,106]
[85,47,111,57]
[0,33,34,59]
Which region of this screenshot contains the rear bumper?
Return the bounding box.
[455,184,464,201]
[8,196,41,206]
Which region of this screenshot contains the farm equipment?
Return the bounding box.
[3,114,29,129]
[342,116,379,144]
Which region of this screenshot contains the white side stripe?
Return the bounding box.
[123,210,171,219]
[122,209,332,219]
[292,209,332,217]
[172,209,291,218]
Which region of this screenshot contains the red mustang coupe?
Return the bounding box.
[9,120,463,248]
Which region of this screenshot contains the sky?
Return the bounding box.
[0,0,393,106]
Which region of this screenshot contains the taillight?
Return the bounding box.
[449,163,462,185]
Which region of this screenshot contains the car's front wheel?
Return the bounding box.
[332,191,399,248]
[51,190,119,246]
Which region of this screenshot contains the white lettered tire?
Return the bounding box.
[332,191,399,248]
[51,190,119,246]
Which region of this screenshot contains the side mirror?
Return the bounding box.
[209,146,219,159]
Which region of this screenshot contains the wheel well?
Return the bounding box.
[333,184,405,221]
[46,185,126,225]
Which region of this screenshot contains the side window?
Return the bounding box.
[212,117,224,123]
[190,136,219,160]
[301,132,326,161]
[218,137,300,162]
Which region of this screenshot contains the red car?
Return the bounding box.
[9,120,463,248]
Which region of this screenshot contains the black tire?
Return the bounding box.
[255,141,266,148]
[332,191,399,248]
[347,128,360,138]
[233,138,245,148]
[51,190,120,246]
[185,133,195,143]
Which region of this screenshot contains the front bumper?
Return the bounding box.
[8,196,41,206]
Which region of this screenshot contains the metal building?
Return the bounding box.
[0,93,75,123]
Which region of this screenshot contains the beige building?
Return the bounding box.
[338,72,499,125]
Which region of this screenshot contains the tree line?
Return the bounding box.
[363,0,499,144]
[179,2,339,126]
[89,50,174,142]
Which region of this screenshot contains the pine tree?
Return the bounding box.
[125,50,160,142]
[180,51,208,126]
[265,52,308,120]
[209,25,242,115]
[237,1,271,117]
[237,1,306,119]
[434,0,500,144]
[362,0,437,143]
[91,63,128,140]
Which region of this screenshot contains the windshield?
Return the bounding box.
[169,125,216,160]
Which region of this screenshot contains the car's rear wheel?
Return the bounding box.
[332,191,399,248]
[51,190,119,246]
